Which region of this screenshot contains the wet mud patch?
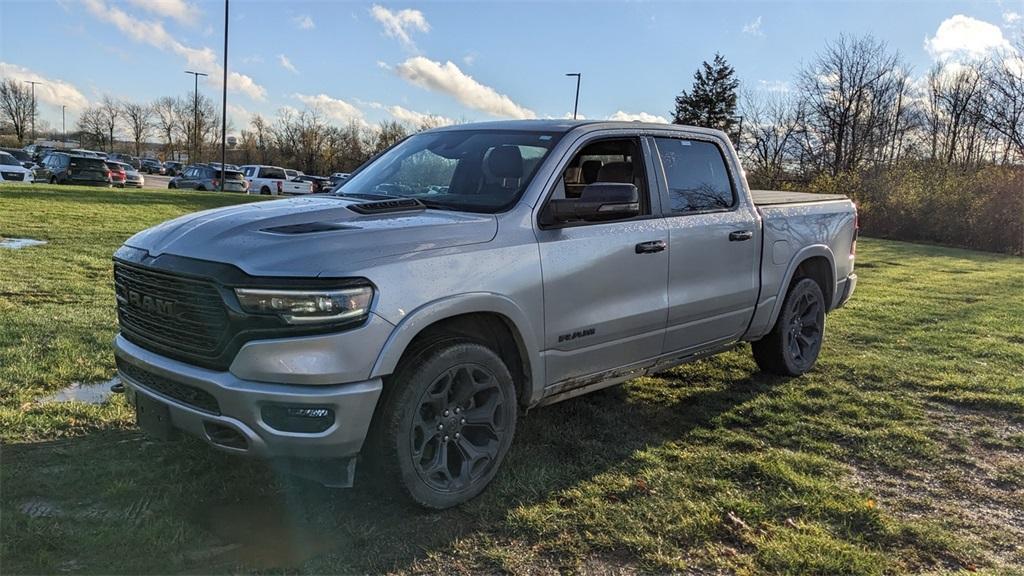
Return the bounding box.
[0,237,47,249]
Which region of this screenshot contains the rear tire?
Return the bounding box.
[260,186,271,195]
[752,277,826,376]
[367,338,518,509]
[168,182,176,189]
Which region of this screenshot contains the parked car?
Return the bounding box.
[1,148,36,170]
[240,164,311,195]
[69,148,101,158]
[39,153,111,186]
[163,161,183,176]
[25,144,55,162]
[296,174,331,193]
[168,164,247,192]
[141,158,165,175]
[109,160,144,188]
[0,151,35,182]
[107,162,127,187]
[112,120,859,509]
[109,153,141,170]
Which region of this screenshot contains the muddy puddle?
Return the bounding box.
[0,237,47,249]
[39,377,120,405]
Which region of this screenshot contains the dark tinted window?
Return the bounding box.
[259,166,287,179]
[69,157,107,170]
[654,138,735,213]
[0,152,19,166]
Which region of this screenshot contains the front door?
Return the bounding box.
[535,136,669,386]
[649,136,760,354]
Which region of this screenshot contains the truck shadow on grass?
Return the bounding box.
[3,357,780,574]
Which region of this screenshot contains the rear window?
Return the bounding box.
[222,170,244,180]
[653,138,735,213]
[258,167,286,179]
[70,157,108,170]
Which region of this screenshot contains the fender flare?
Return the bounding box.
[369,293,545,404]
[765,244,837,330]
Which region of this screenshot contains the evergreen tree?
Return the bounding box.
[672,53,740,138]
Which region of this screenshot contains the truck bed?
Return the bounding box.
[752,190,848,206]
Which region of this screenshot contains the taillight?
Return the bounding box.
[851,206,859,256]
[276,181,283,194]
[308,183,313,193]
[212,178,220,188]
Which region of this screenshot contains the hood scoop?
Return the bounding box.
[347,198,425,215]
[262,222,358,234]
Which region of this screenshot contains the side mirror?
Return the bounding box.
[546,183,640,224]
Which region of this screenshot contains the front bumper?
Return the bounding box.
[114,334,383,460]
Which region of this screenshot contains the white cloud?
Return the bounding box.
[386,105,455,128]
[757,79,791,92]
[241,54,264,65]
[0,62,89,110]
[607,111,670,124]
[278,54,298,74]
[394,56,535,119]
[462,52,477,66]
[82,0,266,101]
[293,14,315,30]
[126,0,199,24]
[1004,11,1022,26]
[293,93,364,124]
[925,14,1015,61]
[742,16,764,37]
[226,103,252,129]
[370,5,429,49]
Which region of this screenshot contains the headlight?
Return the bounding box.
[234,286,373,325]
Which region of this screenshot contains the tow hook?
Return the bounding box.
[110,381,125,394]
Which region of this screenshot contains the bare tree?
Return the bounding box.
[797,34,907,175]
[173,93,217,161]
[76,106,107,149]
[152,96,179,159]
[740,91,805,186]
[983,43,1024,161]
[0,78,34,144]
[98,95,121,152]
[121,101,153,157]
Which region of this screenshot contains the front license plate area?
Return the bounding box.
[135,393,174,441]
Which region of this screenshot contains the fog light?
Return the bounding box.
[262,405,335,433]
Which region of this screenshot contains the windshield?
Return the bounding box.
[0,153,20,166]
[336,129,561,213]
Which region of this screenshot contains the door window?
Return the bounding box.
[546,137,650,222]
[653,138,735,214]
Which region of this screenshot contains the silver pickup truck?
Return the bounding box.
[113,120,857,508]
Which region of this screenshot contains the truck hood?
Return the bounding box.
[123,196,498,276]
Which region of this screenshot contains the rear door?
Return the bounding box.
[649,135,760,354]
[535,135,669,386]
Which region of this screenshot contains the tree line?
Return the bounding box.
[672,35,1023,188]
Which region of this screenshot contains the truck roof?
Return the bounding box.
[427,119,727,139]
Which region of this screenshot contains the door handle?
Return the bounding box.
[635,240,667,254]
[729,230,754,242]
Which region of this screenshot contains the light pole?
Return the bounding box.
[62,105,66,144]
[565,73,581,120]
[25,80,42,143]
[220,0,229,191]
[184,70,208,162]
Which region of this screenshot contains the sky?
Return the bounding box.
[1,0,1021,137]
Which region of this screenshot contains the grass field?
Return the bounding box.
[2,183,1023,574]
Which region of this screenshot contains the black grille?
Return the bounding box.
[1,171,25,181]
[117,358,220,414]
[114,262,229,362]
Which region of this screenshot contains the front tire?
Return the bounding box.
[369,339,518,509]
[752,277,826,376]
